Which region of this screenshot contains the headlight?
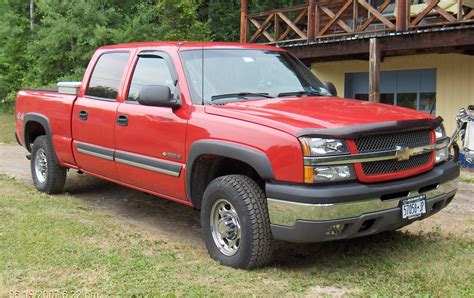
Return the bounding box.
[305,165,356,183]
[299,137,350,156]
[434,124,448,164]
[299,137,355,183]
[434,124,446,140]
[435,147,448,164]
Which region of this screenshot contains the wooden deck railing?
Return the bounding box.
[241,0,474,44]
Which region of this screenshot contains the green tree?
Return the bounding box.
[0,0,33,101]
[25,0,211,86]
[0,0,297,103]
[202,0,306,42]
[0,0,211,94]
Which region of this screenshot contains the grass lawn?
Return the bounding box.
[0,110,16,144]
[0,174,473,296]
[461,176,474,184]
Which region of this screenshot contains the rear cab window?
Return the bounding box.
[86,52,130,100]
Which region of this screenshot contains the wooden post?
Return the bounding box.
[315,5,320,37]
[308,0,316,42]
[274,13,279,41]
[369,38,380,103]
[396,0,407,31]
[457,0,464,20]
[240,0,248,43]
[406,0,411,28]
[353,0,359,33]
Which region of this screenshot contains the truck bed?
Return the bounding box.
[15,89,78,167]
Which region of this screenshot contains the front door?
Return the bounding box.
[72,51,130,180]
[114,51,187,201]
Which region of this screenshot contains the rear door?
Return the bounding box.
[72,51,130,179]
[114,51,187,201]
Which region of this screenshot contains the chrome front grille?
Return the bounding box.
[355,130,432,176]
[355,129,431,153]
[362,152,431,175]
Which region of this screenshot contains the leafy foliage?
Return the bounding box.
[0,0,211,102]
[0,0,32,102]
[200,0,305,42]
[0,0,304,103]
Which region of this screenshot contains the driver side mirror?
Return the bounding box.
[323,82,338,97]
[137,85,180,108]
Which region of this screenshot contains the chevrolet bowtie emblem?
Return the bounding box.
[395,145,413,161]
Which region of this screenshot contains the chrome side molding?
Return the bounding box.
[75,141,182,177]
[76,142,114,161]
[115,150,181,177]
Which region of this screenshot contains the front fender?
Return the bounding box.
[186,140,274,203]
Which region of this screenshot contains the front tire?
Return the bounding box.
[201,175,273,269]
[31,136,67,194]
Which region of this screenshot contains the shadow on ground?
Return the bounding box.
[63,172,203,245]
[63,172,465,271]
[0,145,472,270]
[271,231,437,270]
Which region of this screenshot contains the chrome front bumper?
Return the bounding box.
[267,178,458,227]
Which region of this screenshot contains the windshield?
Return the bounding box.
[179,49,331,104]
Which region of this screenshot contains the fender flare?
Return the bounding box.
[23,113,53,152]
[186,140,275,204]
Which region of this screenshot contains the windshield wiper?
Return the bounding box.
[277,90,324,97]
[211,92,273,101]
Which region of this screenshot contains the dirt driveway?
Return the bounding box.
[0,144,203,245]
[1,144,473,262]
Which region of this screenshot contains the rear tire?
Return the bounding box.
[31,136,67,194]
[201,175,273,269]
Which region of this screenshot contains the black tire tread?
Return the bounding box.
[31,136,66,194]
[206,175,273,269]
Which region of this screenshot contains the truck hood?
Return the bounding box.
[205,96,436,136]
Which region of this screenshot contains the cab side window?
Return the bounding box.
[127,57,176,102]
[86,52,130,100]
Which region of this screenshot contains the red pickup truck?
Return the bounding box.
[15,42,459,269]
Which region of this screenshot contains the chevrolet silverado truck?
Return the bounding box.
[15,42,459,269]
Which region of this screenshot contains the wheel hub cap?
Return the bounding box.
[34,148,48,184]
[210,199,241,256]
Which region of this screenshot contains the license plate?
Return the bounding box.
[401,194,427,220]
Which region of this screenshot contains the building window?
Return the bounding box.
[345,69,436,115]
[419,92,436,114]
[380,93,395,105]
[397,93,417,109]
[355,93,369,101]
